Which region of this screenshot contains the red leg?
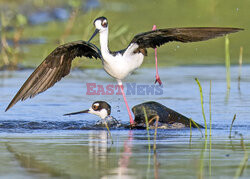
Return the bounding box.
[152,25,162,85]
[117,80,134,124]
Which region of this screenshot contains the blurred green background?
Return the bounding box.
[0,0,248,69]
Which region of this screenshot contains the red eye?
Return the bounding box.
[102,22,107,27]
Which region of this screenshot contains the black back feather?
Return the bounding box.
[131,27,243,49]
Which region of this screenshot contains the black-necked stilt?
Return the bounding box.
[5,16,242,125]
[64,100,203,129]
[64,101,121,128]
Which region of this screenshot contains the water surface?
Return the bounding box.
[0,66,250,178]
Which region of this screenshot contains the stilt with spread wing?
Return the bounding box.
[6,16,243,125]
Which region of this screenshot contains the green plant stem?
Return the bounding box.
[234,136,248,179]
[229,114,237,138]
[225,35,231,90]
[143,107,151,153]
[153,116,159,153]
[199,135,208,179]
[190,118,203,137]
[209,80,212,177]
[209,135,212,177]
[104,121,113,144]
[209,80,212,136]
[238,46,243,90]
[189,119,192,146]
[143,107,151,179]
[195,78,207,137]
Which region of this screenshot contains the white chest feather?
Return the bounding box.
[102,52,144,80]
[99,29,144,80]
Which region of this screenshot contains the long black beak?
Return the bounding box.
[88,29,99,42]
[63,109,89,116]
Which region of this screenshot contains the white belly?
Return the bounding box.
[103,53,144,80]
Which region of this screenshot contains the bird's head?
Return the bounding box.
[88,16,108,42]
[64,101,111,120]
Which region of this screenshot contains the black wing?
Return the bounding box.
[130,27,243,49]
[6,40,102,111]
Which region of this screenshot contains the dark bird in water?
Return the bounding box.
[5,16,243,125]
[64,101,203,129]
[132,101,203,129]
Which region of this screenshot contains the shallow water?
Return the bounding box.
[0,66,250,178]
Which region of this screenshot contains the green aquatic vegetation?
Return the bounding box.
[234,135,248,179]
[1,12,11,67]
[189,118,204,146]
[143,106,151,153]
[153,116,159,153]
[209,80,212,137]
[195,78,207,137]
[229,114,237,139]
[104,121,113,144]
[225,35,231,90]
[189,119,192,145]
[198,135,208,179]
[190,118,203,137]
[0,12,27,69]
[238,47,243,90]
[142,108,159,153]
[143,106,151,179]
[209,80,212,177]
[209,135,212,177]
[194,78,211,178]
